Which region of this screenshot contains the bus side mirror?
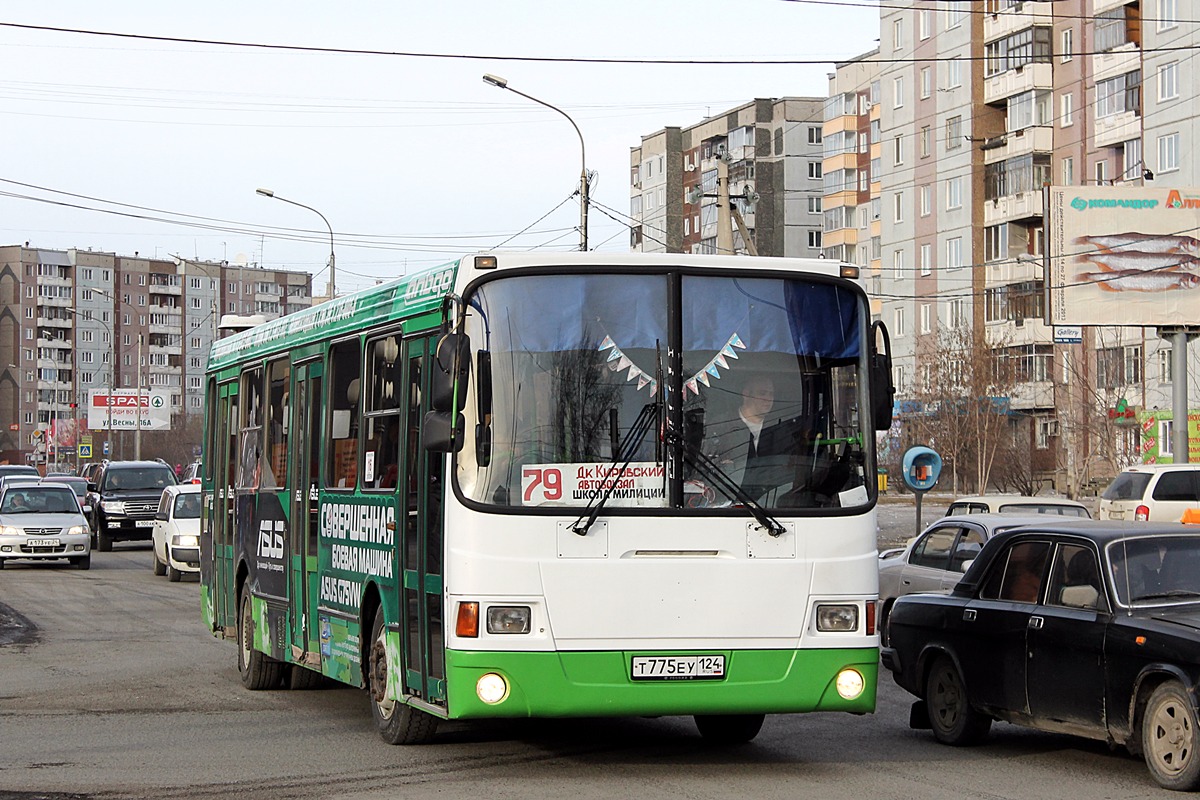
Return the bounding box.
[870,320,895,431]
[430,333,470,413]
[423,411,464,453]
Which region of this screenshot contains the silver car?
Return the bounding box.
[0,483,92,570]
[877,513,1087,643]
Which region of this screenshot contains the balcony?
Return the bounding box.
[1094,110,1140,149]
[38,315,72,329]
[36,295,72,309]
[1093,42,1139,83]
[983,2,1054,42]
[984,189,1044,226]
[984,62,1052,106]
[982,125,1053,165]
[36,336,71,350]
[148,282,182,297]
[1010,380,1054,410]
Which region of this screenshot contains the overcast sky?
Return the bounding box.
[0,1,879,293]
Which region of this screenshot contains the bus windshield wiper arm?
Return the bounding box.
[674,435,786,537]
[570,400,661,536]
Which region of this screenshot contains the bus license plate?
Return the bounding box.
[631,655,725,680]
[27,539,59,547]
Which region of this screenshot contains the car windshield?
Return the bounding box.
[997,503,1089,517]
[1102,472,1153,501]
[46,479,87,498]
[104,468,174,491]
[1108,535,1200,605]
[173,493,201,519]
[1,487,79,514]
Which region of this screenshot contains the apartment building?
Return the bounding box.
[630,97,826,257]
[0,244,312,466]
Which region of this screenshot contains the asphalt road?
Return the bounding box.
[0,523,1168,800]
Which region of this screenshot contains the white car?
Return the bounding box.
[944,494,1092,518]
[0,483,92,570]
[151,484,201,581]
[1098,464,1200,522]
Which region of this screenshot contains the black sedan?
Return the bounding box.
[882,522,1200,791]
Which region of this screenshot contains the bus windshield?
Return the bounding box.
[458,271,871,512]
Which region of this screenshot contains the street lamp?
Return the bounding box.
[482,74,589,251]
[255,188,337,300]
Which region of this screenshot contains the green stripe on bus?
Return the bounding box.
[443,648,877,719]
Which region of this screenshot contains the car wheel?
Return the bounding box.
[96,519,113,553]
[925,655,990,746]
[368,611,438,744]
[0,558,5,570]
[1142,680,1200,791]
[238,587,283,690]
[694,714,766,744]
[73,554,91,570]
[167,562,182,582]
[152,547,166,576]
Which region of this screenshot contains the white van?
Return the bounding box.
[1097,464,1200,522]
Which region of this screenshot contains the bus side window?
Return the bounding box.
[327,338,362,489]
[237,368,263,489]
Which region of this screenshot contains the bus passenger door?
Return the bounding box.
[402,335,446,707]
[212,381,239,633]
[290,361,323,659]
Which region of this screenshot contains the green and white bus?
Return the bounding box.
[200,252,894,744]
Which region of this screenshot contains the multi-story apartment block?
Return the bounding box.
[0,244,312,467]
[630,97,826,257]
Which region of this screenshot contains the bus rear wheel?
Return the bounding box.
[368,612,438,745]
[694,713,765,744]
[238,589,283,690]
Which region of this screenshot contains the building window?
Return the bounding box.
[808,230,823,248]
[1061,92,1073,126]
[985,26,1052,77]
[894,306,906,338]
[1123,139,1143,182]
[919,9,931,39]
[1061,157,1074,186]
[1095,160,1109,185]
[946,177,962,210]
[808,196,822,214]
[985,223,1009,262]
[1160,348,1174,383]
[1095,70,1141,118]
[920,243,932,276]
[920,303,932,334]
[920,67,932,99]
[1159,62,1179,101]
[1095,7,1134,51]
[893,249,905,281]
[1061,28,1073,62]
[893,17,904,49]
[946,58,962,89]
[946,116,962,150]
[1157,0,1177,32]
[1160,420,1175,456]
[920,185,931,217]
[808,161,823,179]
[1158,133,1179,173]
[893,192,904,223]
[893,76,904,108]
[893,135,904,166]
[920,126,931,158]
[949,298,966,329]
[946,237,963,270]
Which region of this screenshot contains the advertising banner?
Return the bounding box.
[1047,186,1200,326]
[1137,409,1200,465]
[87,389,171,431]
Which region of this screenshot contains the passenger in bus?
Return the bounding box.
[706,375,797,496]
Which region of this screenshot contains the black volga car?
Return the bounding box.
[882,522,1200,791]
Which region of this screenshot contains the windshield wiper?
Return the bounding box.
[673,434,786,537]
[569,400,661,536]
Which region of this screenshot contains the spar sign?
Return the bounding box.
[87,389,171,431]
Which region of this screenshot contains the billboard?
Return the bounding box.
[1047,186,1200,326]
[1137,408,1200,465]
[87,389,171,431]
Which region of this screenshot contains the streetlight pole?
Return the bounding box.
[255,188,337,299]
[482,74,589,251]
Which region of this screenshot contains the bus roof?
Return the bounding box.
[207,252,861,371]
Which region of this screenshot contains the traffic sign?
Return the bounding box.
[103,440,111,456]
[79,443,93,459]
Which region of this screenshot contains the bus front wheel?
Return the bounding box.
[238,589,282,690]
[694,713,765,744]
[368,612,438,745]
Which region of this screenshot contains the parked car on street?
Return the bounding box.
[151,484,201,581]
[882,521,1200,791]
[86,460,177,551]
[1098,464,1200,522]
[944,494,1091,518]
[877,513,1086,644]
[0,483,92,570]
[179,459,202,484]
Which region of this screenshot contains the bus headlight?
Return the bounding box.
[476,672,509,704]
[486,606,531,634]
[835,668,865,699]
[816,604,859,632]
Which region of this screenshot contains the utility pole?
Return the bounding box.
[716,156,733,255]
[135,333,143,460]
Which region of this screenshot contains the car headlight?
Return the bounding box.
[67,525,89,537]
[486,606,531,634]
[1,525,19,537]
[815,603,860,632]
[172,535,200,547]
[101,501,126,514]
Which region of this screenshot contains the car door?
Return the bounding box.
[941,523,986,591]
[958,538,1052,716]
[898,524,964,596]
[1026,541,1107,733]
